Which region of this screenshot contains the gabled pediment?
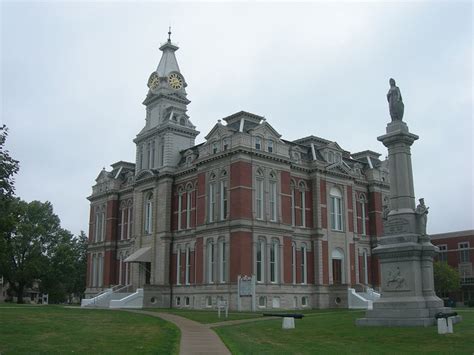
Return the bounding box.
[95,169,111,183]
[248,121,282,140]
[326,141,344,151]
[204,123,233,142]
[327,162,351,175]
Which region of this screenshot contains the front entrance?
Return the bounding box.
[333,259,342,284]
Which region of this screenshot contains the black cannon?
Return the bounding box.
[262,313,304,319]
[435,312,458,320]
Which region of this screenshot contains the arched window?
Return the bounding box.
[144,193,153,234]
[291,242,296,284]
[331,248,344,284]
[178,187,185,230]
[218,238,227,283]
[220,170,228,221]
[94,205,105,242]
[290,180,296,226]
[269,171,277,222]
[359,193,367,236]
[330,187,343,231]
[299,181,306,227]
[255,169,264,219]
[208,174,216,222]
[207,239,215,283]
[270,239,279,283]
[256,238,265,283]
[301,243,308,284]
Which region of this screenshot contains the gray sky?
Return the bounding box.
[2,1,472,236]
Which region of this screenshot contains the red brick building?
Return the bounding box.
[431,230,474,304]
[85,37,390,310]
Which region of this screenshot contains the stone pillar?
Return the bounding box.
[357,120,449,327]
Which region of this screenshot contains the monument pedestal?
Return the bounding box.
[357,118,460,327]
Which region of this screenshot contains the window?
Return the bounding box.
[139,145,144,170]
[301,243,307,284]
[176,297,181,306]
[127,206,133,239]
[256,171,264,219]
[186,187,192,228]
[160,143,165,167]
[270,239,279,283]
[459,242,469,263]
[91,254,97,287]
[144,193,153,234]
[438,245,447,263]
[185,296,190,306]
[255,137,261,150]
[97,254,104,287]
[269,177,277,222]
[220,179,228,220]
[257,239,265,283]
[328,151,334,163]
[219,238,227,283]
[176,246,181,285]
[360,196,367,236]
[301,296,308,307]
[290,181,296,226]
[330,187,343,231]
[267,139,273,153]
[185,245,191,285]
[332,248,344,284]
[291,242,296,284]
[209,175,216,223]
[223,138,229,151]
[361,250,368,283]
[272,297,280,308]
[178,187,184,230]
[258,296,266,308]
[206,296,212,307]
[299,182,306,227]
[212,142,218,154]
[207,240,215,283]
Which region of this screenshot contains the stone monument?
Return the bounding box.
[357,78,456,327]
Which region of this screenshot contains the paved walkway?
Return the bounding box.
[126,310,231,355]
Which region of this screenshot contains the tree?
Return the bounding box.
[0,124,19,199]
[434,261,460,296]
[0,200,61,303]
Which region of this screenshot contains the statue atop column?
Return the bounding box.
[387,78,404,121]
[415,198,429,236]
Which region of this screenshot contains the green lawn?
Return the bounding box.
[215,310,474,354]
[0,305,180,354]
[146,307,263,323]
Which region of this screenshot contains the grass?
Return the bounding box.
[145,307,263,324]
[0,305,180,354]
[215,309,474,354]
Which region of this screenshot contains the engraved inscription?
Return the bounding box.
[384,217,409,235]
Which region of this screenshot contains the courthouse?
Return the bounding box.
[85,35,390,310]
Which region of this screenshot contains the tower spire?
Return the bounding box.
[168,26,172,43]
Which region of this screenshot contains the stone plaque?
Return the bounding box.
[239,275,253,297]
[384,218,409,235]
[384,266,408,291]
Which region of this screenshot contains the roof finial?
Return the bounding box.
[168,26,172,43]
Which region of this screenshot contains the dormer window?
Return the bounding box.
[267,139,273,153]
[212,142,218,154]
[255,137,261,151]
[328,151,334,163]
[223,138,229,151]
[335,153,341,163]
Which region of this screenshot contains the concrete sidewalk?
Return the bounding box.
[127,310,231,355]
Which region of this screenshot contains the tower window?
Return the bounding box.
[267,139,273,153]
[255,137,261,150]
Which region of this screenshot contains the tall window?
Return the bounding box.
[139,145,144,170]
[290,181,296,226]
[459,242,469,263]
[185,245,191,285]
[270,239,279,283]
[219,238,227,283]
[220,178,227,221]
[151,141,155,168]
[176,246,181,285]
[332,248,344,285]
[94,207,105,242]
[438,245,447,263]
[299,182,306,227]
[257,239,265,283]
[144,193,153,234]
[301,243,307,284]
[269,175,277,222]
[160,142,165,167]
[212,142,218,154]
[178,188,184,230]
[330,187,343,231]
[186,186,192,228]
[267,139,273,153]
[256,170,264,219]
[291,242,296,284]
[255,137,261,150]
[98,254,104,287]
[362,250,368,283]
[128,206,133,239]
[209,174,216,223]
[92,254,97,287]
[359,194,367,235]
[223,138,229,151]
[147,142,152,169]
[207,240,215,283]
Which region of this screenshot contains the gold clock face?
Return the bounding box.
[148,72,160,90]
[168,73,183,90]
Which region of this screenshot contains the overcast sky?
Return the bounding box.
[2,1,472,236]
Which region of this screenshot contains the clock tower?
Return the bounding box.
[134,31,199,174]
